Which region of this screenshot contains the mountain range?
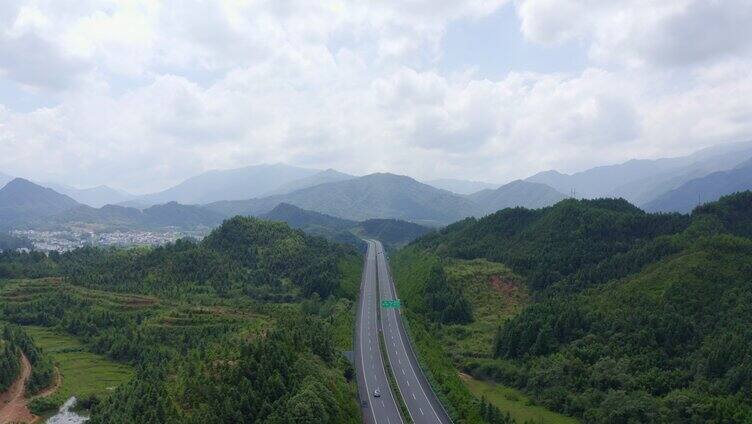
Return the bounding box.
[3,140,751,230]
[527,140,752,207]
[0,173,568,232]
[210,173,573,225]
[207,173,482,225]
[643,158,752,213]
[122,163,322,206]
[0,178,223,230]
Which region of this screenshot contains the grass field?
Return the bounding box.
[461,374,578,424]
[24,326,133,401]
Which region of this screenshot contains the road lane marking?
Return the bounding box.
[374,240,445,423]
[420,408,424,415]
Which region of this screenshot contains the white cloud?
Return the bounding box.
[0,0,750,191]
[516,0,752,68]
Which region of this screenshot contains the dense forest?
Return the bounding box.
[414,198,689,291]
[402,192,752,423]
[0,216,363,423]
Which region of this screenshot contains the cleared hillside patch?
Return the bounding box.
[24,326,133,411]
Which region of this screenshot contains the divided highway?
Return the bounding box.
[355,239,452,424]
[355,241,403,424]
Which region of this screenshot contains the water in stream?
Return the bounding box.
[46,397,89,424]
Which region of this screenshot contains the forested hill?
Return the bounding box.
[413,197,689,290]
[62,215,358,300]
[404,192,752,422]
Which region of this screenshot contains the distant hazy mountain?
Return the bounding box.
[130,163,320,206]
[265,169,355,195]
[527,161,685,199]
[261,203,431,249]
[0,173,13,188]
[41,182,134,208]
[0,178,80,226]
[356,219,432,248]
[468,180,567,215]
[207,173,480,225]
[614,142,752,206]
[50,201,225,230]
[527,141,752,201]
[0,178,222,230]
[643,159,752,213]
[425,178,498,195]
[262,203,356,231]
[261,203,363,248]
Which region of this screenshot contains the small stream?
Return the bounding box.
[46,397,89,424]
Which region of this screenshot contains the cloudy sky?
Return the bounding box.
[1,0,751,193]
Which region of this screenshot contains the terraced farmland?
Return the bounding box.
[0,277,272,416]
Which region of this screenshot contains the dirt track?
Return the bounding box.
[0,353,36,424]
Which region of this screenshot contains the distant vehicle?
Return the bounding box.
[373,388,381,397]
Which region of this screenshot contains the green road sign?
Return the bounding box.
[381,299,401,309]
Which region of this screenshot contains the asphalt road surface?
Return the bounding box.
[355,240,404,424]
[374,240,453,424]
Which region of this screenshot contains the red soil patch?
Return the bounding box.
[0,354,36,424]
[488,275,519,296]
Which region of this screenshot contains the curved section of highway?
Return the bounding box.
[373,240,453,424]
[355,241,404,424]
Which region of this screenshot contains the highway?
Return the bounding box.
[355,240,404,424]
[373,240,453,424]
